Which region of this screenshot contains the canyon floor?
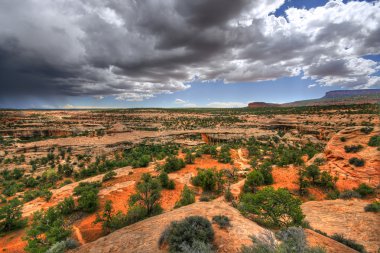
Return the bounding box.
[0,105,379,253]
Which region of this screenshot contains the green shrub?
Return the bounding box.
[243,170,264,193]
[313,158,326,166]
[318,171,336,190]
[297,168,309,196]
[185,151,195,164]
[77,190,99,213]
[192,169,217,192]
[57,164,74,177]
[73,182,101,196]
[330,234,366,252]
[340,136,347,142]
[102,171,117,182]
[201,145,217,157]
[217,145,232,164]
[0,198,27,233]
[74,182,101,213]
[24,207,71,253]
[326,189,340,200]
[257,162,274,185]
[364,201,380,212]
[159,216,214,253]
[360,126,373,134]
[163,156,186,173]
[95,200,114,234]
[57,197,76,215]
[175,185,195,208]
[305,165,320,184]
[348,157,365,167]
[344,145,363,153]
[239,187,304,228]
[159,171,175,189]
[368,135,380,147]
[354,183,374,197]
[41,189,53,202]
[199,195,210,202]
[212,215,230,229]
[339,190,361,199]
[23,190,42,202]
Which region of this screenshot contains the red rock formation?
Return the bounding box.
[321,127,380,188]
[248,102,280,108]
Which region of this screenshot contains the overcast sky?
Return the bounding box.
[0,0,379,108]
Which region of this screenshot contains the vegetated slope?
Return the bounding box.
[314,126,380,189]
[72,199,358,253]
[302,199,380,253]
[71,200,272,253]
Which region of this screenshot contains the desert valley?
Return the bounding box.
[0,95,379,253]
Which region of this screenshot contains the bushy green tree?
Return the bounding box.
[163,156,186,173]
[298,168,309,196]
[95,200,114,234]
[57,197,76,215]
[257,161,274,185]
[239,187,304,228]
[0,198,27,233]
[318,171,337,190]
[243,170,264,193]
[192,169,217,192]
[74,182,101,213]
[305,165,320,184]
[24,207,71,253]
[129,173,162,216]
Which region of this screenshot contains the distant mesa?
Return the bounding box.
[248,89,380,108]
[322,89,380,99]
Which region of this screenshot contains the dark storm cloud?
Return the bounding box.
[0,0,379,102]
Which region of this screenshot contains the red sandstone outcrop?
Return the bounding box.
[248,102,280,108]
[320,127,380,188]
[302,199,380,253]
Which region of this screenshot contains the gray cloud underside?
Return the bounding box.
[0,0,379,101]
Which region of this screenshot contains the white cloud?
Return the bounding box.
[0,0,379,104]
[63,104,110,109]
[175,98,186,104]
[206,102,246,108]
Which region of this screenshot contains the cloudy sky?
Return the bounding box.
[0,0,379,108]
